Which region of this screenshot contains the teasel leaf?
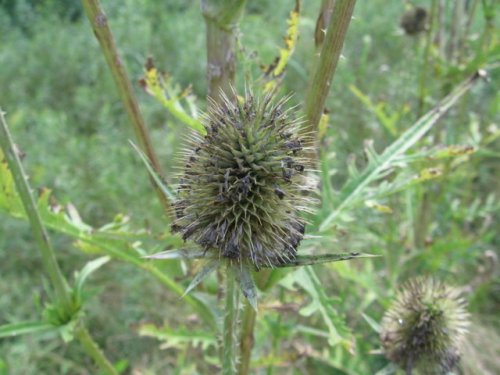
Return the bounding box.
[261,252,377,268]
[182,259,221,297]
[0,321,57,339]
[236,266,258,311]
[130,141,176,201]
[144,248,206,260]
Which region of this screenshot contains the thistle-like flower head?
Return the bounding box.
[173,91,314,269]
[380,278,470,374]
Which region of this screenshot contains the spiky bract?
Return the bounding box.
[380,278,469,374]
[173,92,314,269]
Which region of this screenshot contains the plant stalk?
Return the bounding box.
[74,326,119,375]
[237,300,256,375]
[222,267,240,375]
[0,110,118,375]
[0,110,71,311]
[314,0,335,47]
[202,0,246,106]
[303,0,357,137]
[80,0,173,220]
[417,0,438,117]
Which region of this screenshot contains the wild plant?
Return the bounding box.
[0,0,495,374]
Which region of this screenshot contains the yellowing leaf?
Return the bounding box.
[318,111,330,140]
[261,0,300,93]
[140,57,205,134]
[413,167,443,182]
[432,145,476,159]
[365,200,393,214]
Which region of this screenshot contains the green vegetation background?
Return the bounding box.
[0,0,498,374]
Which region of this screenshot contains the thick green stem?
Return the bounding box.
[80,0,173,220]
[303,0,357,137]
[222,268,240,375]
[202,0,246,105]
[314,0,335,47]
[0,110,71,311]
[237,301,256,375]
[74,326,118,375]
[0,110,117,375]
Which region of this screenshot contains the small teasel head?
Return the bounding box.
[380,278,470,375]
[400,6,428,35]
[173,90,315,269]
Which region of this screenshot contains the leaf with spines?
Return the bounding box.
[182,259,221,297]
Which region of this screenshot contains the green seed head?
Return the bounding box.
[173,92,314,268]
[380,278,469,374]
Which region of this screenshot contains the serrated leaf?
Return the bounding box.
[140,59,205,134]
[139,323,216,351]
[0,321,56,339]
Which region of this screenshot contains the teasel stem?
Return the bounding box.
[303,0,357,139]
[80,0,174,221]
[202,0,246,106]
[0,110,118,375]
[74,326,119,375]
[314,0,335,48]
[237,300,256,375]
[222,267,240,375]
[0,110,72,312]
[417,0,438,118]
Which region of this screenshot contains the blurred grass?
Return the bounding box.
[0,0,498,374]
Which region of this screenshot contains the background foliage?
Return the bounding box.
[0,0,498,374]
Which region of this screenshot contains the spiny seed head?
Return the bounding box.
[173,91,315,268]
[380,278,470,374]
[400,6,428,35]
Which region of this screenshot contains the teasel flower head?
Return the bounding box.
[400,6,428,36]
[172,90,315,270]
[380,278,470,375]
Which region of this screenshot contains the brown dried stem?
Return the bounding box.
[81,0,173,220]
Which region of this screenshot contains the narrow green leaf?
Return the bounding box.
[74,256,111,301]
[236,266,258,311]
[183,259,220,297]
[144,248,206,260]
[263,253,377,268]
[320,71,485,231]
[0,321,56,339]
[130,141,176,201]
[361,313,381,333]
